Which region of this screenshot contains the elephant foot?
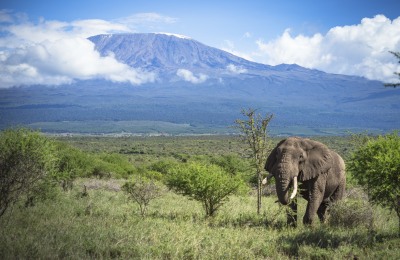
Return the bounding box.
[317,201,330,223]
[303,215,314,226]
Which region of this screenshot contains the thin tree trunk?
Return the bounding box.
[257,171,262,214]
[396,205,400,236]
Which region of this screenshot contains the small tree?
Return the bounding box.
[235,108,273,214]
[349,132,400,234]
[384,51,400,88]
[166,162,244,217]
[0,128,56,217]
[122,176,162,217]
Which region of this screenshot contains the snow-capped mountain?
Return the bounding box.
[0,33,398,135]
[88,33,269,76]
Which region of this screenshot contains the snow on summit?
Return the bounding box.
[155,32,192,39]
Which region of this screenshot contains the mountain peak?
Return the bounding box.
[154,32,192,40]
[88,33,271,78]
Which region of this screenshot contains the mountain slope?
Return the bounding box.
[89,33,270,74]
[0,33,398,135]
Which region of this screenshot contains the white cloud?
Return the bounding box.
[252,15,400,82]
[177,69,208,84]
[255,29,326,68]
[227,64,248,74]
[0,11,157,88]
[243,32,252,38]
[0,37,156,87]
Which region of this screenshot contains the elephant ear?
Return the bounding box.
[299,139,332,181]
[265,139,286,172]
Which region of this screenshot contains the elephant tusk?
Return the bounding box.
[262,173,274,185]
[289,176,298,200]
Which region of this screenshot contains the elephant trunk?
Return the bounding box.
[275,176,291,205]
[275,176,298,205]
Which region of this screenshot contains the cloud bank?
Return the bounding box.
[177,69,208,84]
[227,64,248,74]
[0,10,169,88]
[253,15,400,82]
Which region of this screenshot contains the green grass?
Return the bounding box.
[1,180,399,259]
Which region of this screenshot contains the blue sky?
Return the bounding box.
[1,0,400,87]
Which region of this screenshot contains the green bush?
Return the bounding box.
[166,162,246,217]
[210,154,253,183]
[210,154,247,175]
[148,159,179,175]
[54,142,93,190]
[349,131,400,233]
[0,128,56,216]
[92,153,136,178]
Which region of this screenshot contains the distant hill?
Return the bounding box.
[0,33,399,135]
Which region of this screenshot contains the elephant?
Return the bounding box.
[264,137,346,226]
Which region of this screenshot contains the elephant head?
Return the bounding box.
[265,137,332,205]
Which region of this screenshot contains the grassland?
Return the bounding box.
[1,135,399,259]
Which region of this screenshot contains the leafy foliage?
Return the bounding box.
[0,128,56,216]
[55,147,137,180]
[166,162,245,217]
[349,132,400,232]
[210,154,249,176]
[95,153,136,178]
[384,51,400,88]
[53,142,93,190]
[122,176,163,217]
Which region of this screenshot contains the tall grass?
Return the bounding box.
[1,180,399,259]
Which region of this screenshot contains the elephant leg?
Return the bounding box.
[317,200,330,223]
[286,198,297,227]
[303,177,326,225]
[303,202,318,225]
[331,178,346,202]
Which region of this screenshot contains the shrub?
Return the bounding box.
[0,128,56,216]
[53,142,92,190]
[166,162,245,217]
[349,131,400,233]
[122,176,163,217]
[210,154,248,176]
[210,154,253,183]
[328,199,374,228]
[148,160,179,175]
[92,153,136,178]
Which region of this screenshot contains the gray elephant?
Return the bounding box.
[264,137,346,226]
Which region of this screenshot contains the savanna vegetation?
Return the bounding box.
[0,128,399,259]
